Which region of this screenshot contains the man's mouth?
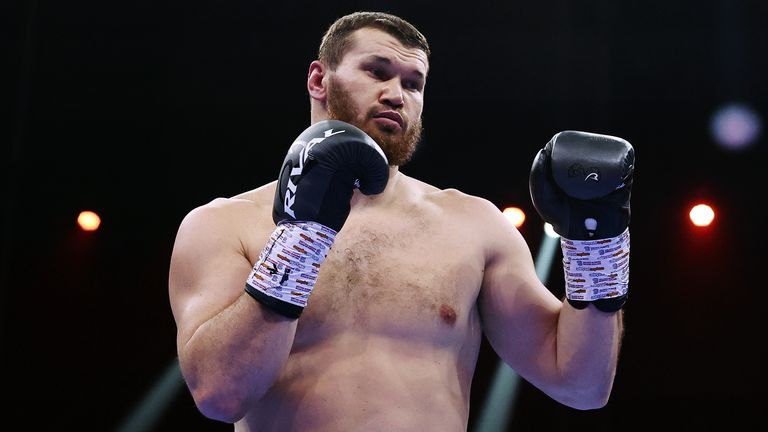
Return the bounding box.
[373,110,404,130]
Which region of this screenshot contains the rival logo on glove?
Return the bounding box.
[567,164,601,182]
[283,128,347,218]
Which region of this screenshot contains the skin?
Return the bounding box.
[169,27,623,432]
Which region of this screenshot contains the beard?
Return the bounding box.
[326,76,422,167]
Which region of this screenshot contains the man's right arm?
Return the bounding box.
[169,120,389,423]
[169,200,298,423]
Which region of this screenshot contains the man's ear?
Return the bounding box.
[307,60,327,102]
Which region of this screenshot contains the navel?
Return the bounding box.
[439,304,457,326]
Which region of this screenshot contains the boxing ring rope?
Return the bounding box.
[472,225,560,432]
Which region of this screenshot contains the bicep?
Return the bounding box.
[168,206,256,349]
[478,216,563,387]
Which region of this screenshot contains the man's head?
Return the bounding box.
[317,11,430,70]
[307,12,430,167]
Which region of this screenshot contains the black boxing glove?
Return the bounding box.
[245,120,389,318]
[530,131,634,312]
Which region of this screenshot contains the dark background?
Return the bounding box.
[2,0,765,430]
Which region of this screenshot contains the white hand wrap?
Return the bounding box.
[246,221,336,310]
[561,228,630,302]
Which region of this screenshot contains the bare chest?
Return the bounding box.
[293,207,485,347]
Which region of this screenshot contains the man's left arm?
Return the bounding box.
[479,130,634,409]
[477,214,625,410]
[551,297,624,408]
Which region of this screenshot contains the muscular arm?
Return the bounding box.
[477,201,623,409]
[553,298,623,407]
[169,199,297,422]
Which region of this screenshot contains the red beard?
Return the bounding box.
[326,76,422,167]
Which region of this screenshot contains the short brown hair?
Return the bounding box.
[318,11,430,70]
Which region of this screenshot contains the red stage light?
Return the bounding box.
[77,210,101,232]
[503,207,526,228]
[689,204,715,227]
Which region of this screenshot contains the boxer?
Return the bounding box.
[169,11,633,431]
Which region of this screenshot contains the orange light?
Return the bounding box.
[77,210,101,232]
[689,204,715,227]
[503,207,526,228]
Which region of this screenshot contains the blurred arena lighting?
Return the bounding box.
[544,222,560,239]
[77,210,101,232]
[117,358,185,432]
[502,206,526,228]
[709,103,761,151]
[689,203,715,227]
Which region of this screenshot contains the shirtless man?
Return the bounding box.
[168,11,633,431]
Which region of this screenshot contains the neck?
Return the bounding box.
[310,107,328,125]
[351,165,402,205]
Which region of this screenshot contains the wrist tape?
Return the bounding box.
[245,221,336,318]
[561,228,630,302]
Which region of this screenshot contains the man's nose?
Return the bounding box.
[379,78,404,108]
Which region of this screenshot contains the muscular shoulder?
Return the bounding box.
[407,177,502,222]
[404,175,521,257]
[175,182,277,252]
[185,182,276,224]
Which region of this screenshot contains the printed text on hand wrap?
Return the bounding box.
[246,221,336,308]
[562,228,630,302]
